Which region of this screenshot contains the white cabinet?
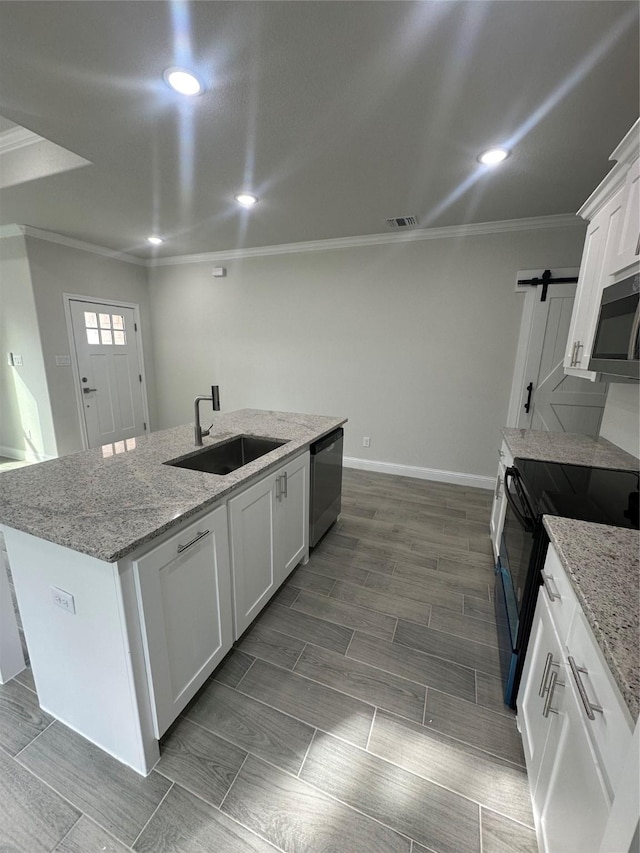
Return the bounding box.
[564,119,639,380]
[615,154,640,275]
[133,504,233,738]
[278,450,310,579]
[489,440,513,560]
[230,451,309,637]
[518,544,636,853]
[564,181,627,378]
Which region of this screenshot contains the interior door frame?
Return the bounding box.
[505,267,580,428]
[63,292,151,450]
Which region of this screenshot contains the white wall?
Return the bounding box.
[149,224,586,480]
[599,383,640,459]
[0,234,57,460]
[23,237,158,456]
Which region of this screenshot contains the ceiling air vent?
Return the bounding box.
[386,215,419,228]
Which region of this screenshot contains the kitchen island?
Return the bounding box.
[0,409,346,774]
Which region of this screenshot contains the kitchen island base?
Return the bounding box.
[4,526,160,775]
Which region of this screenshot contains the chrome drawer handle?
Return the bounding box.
[282,471,288,498]
[538,652,554,697]
[543,670,563,718]
[275,475,281,500]
[568,656,603,721]
[541,571,561,602]
[177,529,209,554]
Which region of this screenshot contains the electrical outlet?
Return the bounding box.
[363,436,371,447]
[12,353,23,366]
[51,586,76,614]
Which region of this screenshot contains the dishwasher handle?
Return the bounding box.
[311,428,343,455]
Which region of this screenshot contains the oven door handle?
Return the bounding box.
[504,467,535,532]
[628,300,640,361]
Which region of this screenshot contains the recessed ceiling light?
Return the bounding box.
[147,236,163,245]
[234,193,259,207]
[478,147,510,165]
[163,67,203,96]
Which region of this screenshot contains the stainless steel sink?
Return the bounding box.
[166,435,287,475]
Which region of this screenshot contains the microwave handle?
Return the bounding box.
[504,467,535,532]
[628,300,640,360]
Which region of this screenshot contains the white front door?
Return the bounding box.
[517,284,607,435]
[69,299,147,448]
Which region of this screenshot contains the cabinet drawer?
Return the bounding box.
[540,546,578,641]
[566,610,634,796]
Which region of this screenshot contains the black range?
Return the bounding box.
[496,458,639,708]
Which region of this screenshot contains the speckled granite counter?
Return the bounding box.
[543,516,639,721]
[502,428,639,470]
[0,409,346,563]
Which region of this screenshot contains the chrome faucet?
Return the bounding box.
[194,385,220,446]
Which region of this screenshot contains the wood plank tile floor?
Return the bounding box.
[0,469,538,852]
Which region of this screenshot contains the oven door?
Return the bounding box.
[496,466,537,706]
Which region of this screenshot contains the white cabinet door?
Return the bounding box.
[538,673,611,853]
[276,451,310,582]
[565,182,626,378]
[489,442,512,560]
[133,505,233,738]
[614,156,639,276]
[489,461,506,561]
[519,589,565,796]
[229,470,278,637]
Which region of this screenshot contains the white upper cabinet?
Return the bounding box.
[565,119,639,380]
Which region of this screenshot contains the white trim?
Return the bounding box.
[343,456,493,491]
[0,126,43,154]
[63,293,151,450]
[0,224,24,239]
[1,214,581,269]
[0,444,55,463]
[0,225,145,266]
[148,214,582,267]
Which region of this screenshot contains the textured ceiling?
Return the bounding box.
[0,1,638,259]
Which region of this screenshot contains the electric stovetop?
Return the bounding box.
[514,458,639,530]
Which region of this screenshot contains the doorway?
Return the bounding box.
[66,296,149,449]
[507,273,608,435]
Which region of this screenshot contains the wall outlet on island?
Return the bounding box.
[363,436,371,448]
[51,586,76,614]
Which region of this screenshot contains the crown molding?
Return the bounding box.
[148,213,582,268]
[1,213,583,270]
[0,225,146,266]
[0,126,43,154]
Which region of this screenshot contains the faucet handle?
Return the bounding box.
[211,385,220,411]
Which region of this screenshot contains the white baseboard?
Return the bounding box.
[0,445,55,463]
[343,456,494,491]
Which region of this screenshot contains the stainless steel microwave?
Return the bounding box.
[588,272,640,379]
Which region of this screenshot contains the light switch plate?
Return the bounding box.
[12,354,23,366]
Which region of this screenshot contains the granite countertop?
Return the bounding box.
[502,428,639,470]
[543,516,639,722]
[0,409,346,563]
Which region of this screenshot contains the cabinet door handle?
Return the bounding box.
[538,652,554,697]
[569,341,577,366]
[275,476,281,501]
[542,670,562,717]
[177,529,209,554]
[568,655,603,720]
[541,571,561,602]
[282,471,288,498]
[574,342,583,367]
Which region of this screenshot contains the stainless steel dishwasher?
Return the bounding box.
[309,427,344,547]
